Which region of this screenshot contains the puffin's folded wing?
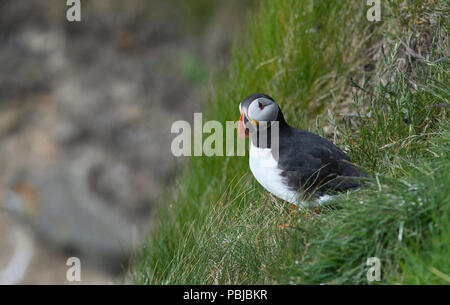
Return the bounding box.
[278,145,366,197]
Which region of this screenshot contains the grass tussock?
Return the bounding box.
[131,0,449,284]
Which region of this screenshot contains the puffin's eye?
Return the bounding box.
[258,101,265,110]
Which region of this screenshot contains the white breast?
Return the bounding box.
[249,142,299,205]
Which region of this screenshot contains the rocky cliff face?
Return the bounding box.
[0,0,250,284]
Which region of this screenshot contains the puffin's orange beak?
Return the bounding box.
[238,111,249,139]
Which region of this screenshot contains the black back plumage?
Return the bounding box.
[276,122,367,198]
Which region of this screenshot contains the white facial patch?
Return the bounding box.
[248,98,278,122]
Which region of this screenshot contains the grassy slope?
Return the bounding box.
[131,0,449,284]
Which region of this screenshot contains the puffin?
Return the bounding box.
[238,93,367,206]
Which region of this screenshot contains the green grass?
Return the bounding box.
[130,0,449,284]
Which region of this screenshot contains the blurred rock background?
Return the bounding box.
[0,0,252,284]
